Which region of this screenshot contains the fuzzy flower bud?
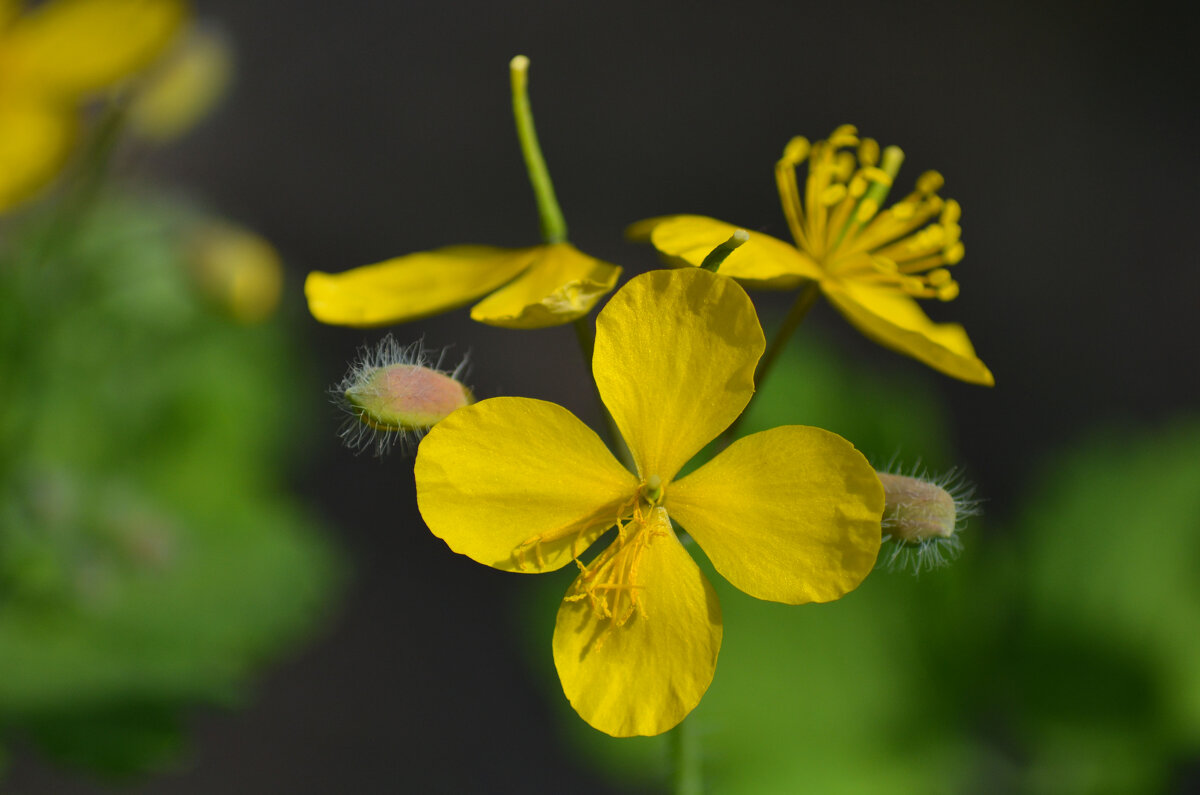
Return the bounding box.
[128,24,234,143]
[186,221,283,324]
[877,467,977,575]
[335,335,472,456]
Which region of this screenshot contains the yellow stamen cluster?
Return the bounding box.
[564,509,667,637]
[516,479,669,643]
[775,124,964,302]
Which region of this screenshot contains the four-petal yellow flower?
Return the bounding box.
[414,268,884,736]
[0,0,185,212]
[634,125,993,385]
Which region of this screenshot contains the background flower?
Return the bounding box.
[632,126,994,386]
[0,0,185,211]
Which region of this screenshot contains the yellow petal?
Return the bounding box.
[469,242,621,329]
[823,279,995,386]
[553,507,722,737]
[668,425,884,604]
[0,101,76,212]
[414,397,639,573]
[593,268,764,482]
[3,0,185,100]
[637,214,822,288]
[305,246,537,327]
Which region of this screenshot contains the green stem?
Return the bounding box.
[669,717,702,795]
[723,280,821,443]
[573,318,635,472]
[510,55,567,244]
[26,98,129,269]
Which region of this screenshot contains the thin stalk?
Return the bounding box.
[26,98,129,269]
[723,280,821,443]
[573,317,635,472]
[510,55,567,244]
[669,717,702,795]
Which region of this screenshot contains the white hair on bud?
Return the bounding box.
[875,459,980,577]
[331,334,470,458]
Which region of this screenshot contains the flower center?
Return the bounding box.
[775,125,964,302]
[640,473,664,504]
[510,476,666,573]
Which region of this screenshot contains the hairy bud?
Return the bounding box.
[334,335,472,456]
[878,467,978,575]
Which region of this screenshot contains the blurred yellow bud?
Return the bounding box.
[127,24,233,142]
[187,221,283,324]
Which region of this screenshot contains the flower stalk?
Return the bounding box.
[510,55,567,244]
[670,717,702,795]
[723,280,821,444]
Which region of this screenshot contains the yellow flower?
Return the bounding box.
[0,0,186,212]
[305,56,621,330]
[633,125,994,385]
[414,268,884,736]
[305,242,621,330]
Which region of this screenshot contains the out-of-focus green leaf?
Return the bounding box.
[1004,419,1200,791]
[740,317,952,470]
[0,193,340,778]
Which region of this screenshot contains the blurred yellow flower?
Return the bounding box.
[0,0,186,211]
[415,268,883,736]
[633,125,993,385]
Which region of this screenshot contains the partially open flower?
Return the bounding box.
[334,335,472,456]
[878,467,978,575]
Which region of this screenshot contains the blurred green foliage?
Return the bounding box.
[522,322,1200,793]
[0,195,339,778]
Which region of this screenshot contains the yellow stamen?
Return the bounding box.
[512,494,639,571]
[858,137,880,167]
[564,508,672,647]
[916,170,944,194]
[944,242,965,265]
[775,127,968,306]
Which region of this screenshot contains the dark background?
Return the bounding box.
[10,0,1199,791]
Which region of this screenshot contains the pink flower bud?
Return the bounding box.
[335,336,472,456]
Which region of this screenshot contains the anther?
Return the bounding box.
[940,199,961,225]
[927,268,953,286]
[820,184,847,206]
[855,197,880,223]
[858,138,880,167]
[916,170,944,195]
[833,151,856,181]
[781,136,810,165]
